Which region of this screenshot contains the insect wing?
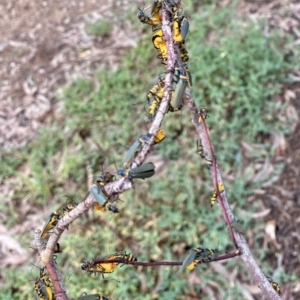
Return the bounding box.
[132,169,155,179]
[90,186,107,206]
[171,77,187,110]
[151,0,162,16]
[130,162,155,179]
[182,249,197,268]
[122,134,152,165]
[41,284,54,300]
[195,248,219,262]
[122,139,141,165]
[40,214,58,238]
[180,17,189,41]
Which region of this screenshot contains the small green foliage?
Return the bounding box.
[189,10,292,153]
[86,19,112,36]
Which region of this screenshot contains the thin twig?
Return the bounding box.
[185,89,281,299]
[90,251,240,267]
[199,111,238,249]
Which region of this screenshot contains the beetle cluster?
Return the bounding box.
[90,171,119,214]
[89,131,166,215]
[38,205,76,299]
[81,251,138,278]
[138,0,192,119]
[34,268,55,300]
[40,204,77,239]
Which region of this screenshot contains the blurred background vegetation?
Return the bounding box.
[1,0,299,299]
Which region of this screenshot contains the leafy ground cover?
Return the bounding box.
[0,0,299,299]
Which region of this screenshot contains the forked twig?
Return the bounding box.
[33,1,281,299]
[185,90,281,299]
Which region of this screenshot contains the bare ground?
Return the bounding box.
[0,0,138,149]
